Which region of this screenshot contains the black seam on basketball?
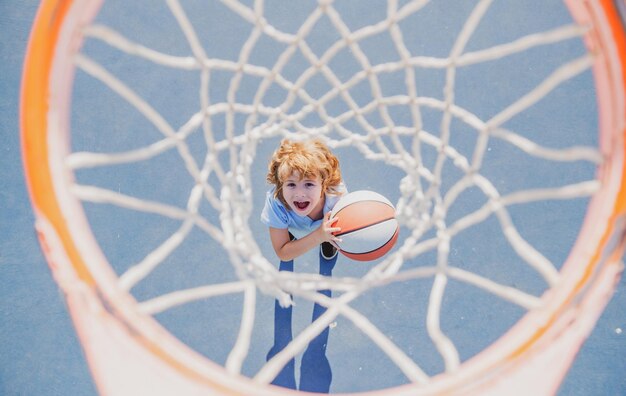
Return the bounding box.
[335,216,396,237]
[341,227,399,256]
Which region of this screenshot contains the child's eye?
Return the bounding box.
[305,182,316,188]
[286,183,296,188]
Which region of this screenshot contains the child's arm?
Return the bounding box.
[269,212,341,261]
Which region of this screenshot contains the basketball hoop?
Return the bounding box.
[21,1,625,394]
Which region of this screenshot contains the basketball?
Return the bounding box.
[330,191,399,261]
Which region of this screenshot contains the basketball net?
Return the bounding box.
[21,0,626,395]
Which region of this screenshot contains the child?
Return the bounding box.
[262,138,346,260]
[261,138,346,392]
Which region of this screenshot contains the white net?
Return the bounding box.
[64,0,604,392]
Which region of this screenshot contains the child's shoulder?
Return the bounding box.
[330,182,348,197]
[261,187,289,226]
[264,187,288,211]
[325,182,347,210]
[265,186,280,203]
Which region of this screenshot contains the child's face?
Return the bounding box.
[281,171,324,218]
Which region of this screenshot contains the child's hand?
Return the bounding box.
[318,211,342,247]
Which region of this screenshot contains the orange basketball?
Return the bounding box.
[330,191,399,261]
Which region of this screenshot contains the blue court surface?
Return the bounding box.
[2,1,626,395]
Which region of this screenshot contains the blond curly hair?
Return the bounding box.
[266,139,343,208]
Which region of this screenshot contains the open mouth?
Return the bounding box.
[294,201,310,211]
